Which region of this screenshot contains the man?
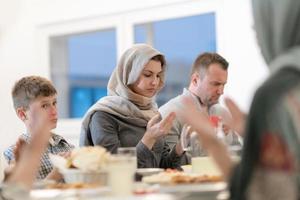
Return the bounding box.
[159,52,241,163]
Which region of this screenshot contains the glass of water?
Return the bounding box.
[107,147,137,196]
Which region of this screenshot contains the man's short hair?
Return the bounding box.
[191,52,229,79]
[12,76,57,110]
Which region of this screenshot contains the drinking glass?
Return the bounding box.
[107,147,137,196]
[117,147,137,169]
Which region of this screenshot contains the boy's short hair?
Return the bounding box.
[12,76,57,110]
[191,52,229,79]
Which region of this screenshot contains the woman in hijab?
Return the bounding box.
[80,44,184,169]
[179,0,300,199]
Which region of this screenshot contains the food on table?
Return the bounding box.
[142,169,223,184]
[66,146,111,172]
[46,182,99,189]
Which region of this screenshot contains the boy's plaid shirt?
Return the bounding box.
[4,133,74,179]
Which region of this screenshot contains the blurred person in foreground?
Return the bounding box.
[3,76,74,181]
[0,111,53,199]
[179,0,300,199]
[80,44,184,168]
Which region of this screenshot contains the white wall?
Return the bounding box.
[0,0,268,150]
[217,0,269,110]
[0,0,43,152]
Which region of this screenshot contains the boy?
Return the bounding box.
[3,76,74,180]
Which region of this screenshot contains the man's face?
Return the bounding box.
[23,95,58,131]
[194,63,228,107]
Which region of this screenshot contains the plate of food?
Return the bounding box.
[158,182,227,194]
[142,169,223,184]
[142,169,226,196]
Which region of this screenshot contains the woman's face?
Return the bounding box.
[129,59,163,98]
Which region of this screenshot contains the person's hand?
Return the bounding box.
[210,115,230,136]
[179,96,216,148]
[6,109,53,188]
[222,123,230,136]
[224,97,246,136]
[3,162,16,181]
[141,112,176,150]
[179,96,234,179]
[45,167,63,181]
[30,110,53,149]
[13,137,26,162]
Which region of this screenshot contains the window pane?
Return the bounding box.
[70,87,93,118]
[68,30,116,79]
[50,29,116,118]
[93,87,107,102]
[135,25,148,44]
[134,13,216,106]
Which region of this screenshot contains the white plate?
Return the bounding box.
[136,168,164,176]
[30,187,110,199]
[158,182,227,195]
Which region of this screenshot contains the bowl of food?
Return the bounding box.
[60,168,108,185]
[50,146,111,186]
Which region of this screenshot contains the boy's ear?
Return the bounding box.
[16,108,27,121]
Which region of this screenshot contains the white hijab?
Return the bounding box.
[107,43,165,111]
[252,0,300,73]
[80,44,166,137]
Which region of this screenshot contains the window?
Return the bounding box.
[134,13,216,106]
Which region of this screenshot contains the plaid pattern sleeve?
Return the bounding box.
[4,133,74,180]
[37,134,74,179]
[3,146,15,163]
